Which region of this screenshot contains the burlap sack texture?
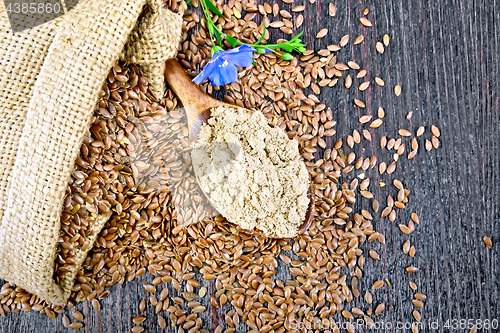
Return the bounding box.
[0,0,182,305]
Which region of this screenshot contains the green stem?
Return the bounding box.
[220,32,296,51]
[197,0,306,57]
[200,0,217,46]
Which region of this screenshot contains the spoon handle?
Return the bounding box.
[164,59,223,129]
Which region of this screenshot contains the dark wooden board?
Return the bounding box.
[1,0,498,331]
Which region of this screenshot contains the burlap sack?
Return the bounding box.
[0,0,182,305]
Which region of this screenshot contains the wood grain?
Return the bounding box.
[1,0,498,331]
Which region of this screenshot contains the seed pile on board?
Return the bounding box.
[0,0,447,332]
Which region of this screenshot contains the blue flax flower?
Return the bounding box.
[193,45,256,87]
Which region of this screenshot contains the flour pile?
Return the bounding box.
[191,106,310,238]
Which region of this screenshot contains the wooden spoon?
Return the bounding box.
[164,58,314,238]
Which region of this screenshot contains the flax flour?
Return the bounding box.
[191,106,310,238]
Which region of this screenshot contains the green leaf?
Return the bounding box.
[256,24,266,45]
[211,45,223,56]
[297,46,307,53]
[213,27,222,44]
[279,44,294,52]
[225,35,238,47]
[290,31,304,42]
[204,0,224,17]
[281,53,294,60]
[207,22,214,35]
[207,21,222,45]
[185,0,191,4]
[256,48,267,54]
[260,44,279,49]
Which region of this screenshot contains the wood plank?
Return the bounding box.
[0,0,498,331]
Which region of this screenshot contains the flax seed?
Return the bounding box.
[346,61,359,70]
[399,129,411,137]
[72,310,83,321]
[368,119,382,129]
[394,85,401,96]
[354,99,366,108]
[383,34,390,46]
[347,135,355,148]
[378,233,386,245]
[359,115,373,123]
[69,323,84,330]
[374,303,385,315]
[335,63,349,71]
[359,81,370,91]
[295,15,304,27]
[158,316,166,329]
[483,236,492,248]
[354,35,364,45]
[375,77,385,86]
[63,315,70,327]
[360,17,372,27]
[403,240,410,254]
[415,293,426,300]
[379,162,387,174]
[425,140,432,150]
[411,138,418,150]
[365,291,373,304]
[316,29,328,39]
[340,35,350,47]
[292,5,305,12]
[369,250,380,260]
[328,44,341,51]
[342,310,354,320]
[399,224,411,234]
[91,299,100,312]
[432,136,440,148]
[412,300,424,308]
[409,245,416,257]
[387,162,396,174]
[431,125,441,137]
[139,300,146,312]
[329,3,336,16]
[345,75,352,88]
[376,42,384,54]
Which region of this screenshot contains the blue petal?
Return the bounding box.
[233,44,256,53]
[207,48,224,63]
[209,60,238,87]
[192,45,256,87]
[223,45,256,68]
[224,51,254,68]
[192,61,216,85]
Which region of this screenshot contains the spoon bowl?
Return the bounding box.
[164,58,314,238]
